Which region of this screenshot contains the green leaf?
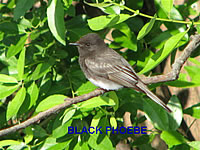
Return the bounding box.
[0,74,18,83]
[188,141,200,149]
[166,65,200,88]
[76,81,97,95]
[88,14,131,31]
[184,103,200,119]
[31,62,52,80]
[7,86,26,120]
[36,94,66,113]
[137,49,154,69]
[24,126,33,144]
[52,120,72,138]
[161,0,173,17]
[102,5,121,15]
[84,1,112,8]
[155,0,188,42]
[165,73,198,88]
[0,22,18,34]
[189,58,200,66]
[68,66,86,90]
[6,143,29,150]
[47,140,72,150]
[0,84,19,99]
[0,140,21,148]
[27,81,39,109]
[19,18,32,29]
[140,31,188,74]
[112,23,137,51]
[167,95,183,130]
[132,134,156,146]
[62,108,76,125]
[161,131,187,148]
[14,0,35,20]
[7,34,28,58]
[74,141,89,150]
[40,137,57,150]
[197,24,200,34]
[149,31,172,49]
[143,98,169,130]
[63,0,73,8]
[17,47,26,80]
[84,1,120,15]
[110,116,117,128]
[88,133,113,150]
[184,65,200,84]
[137,15,156,40]
[47,0,66,45]
[109,91,119,111]
[90,111,104,128]
[53,49,68,59]
[32,125,48,138]
[79,96,115,110]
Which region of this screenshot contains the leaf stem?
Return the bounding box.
[113,2,200,25]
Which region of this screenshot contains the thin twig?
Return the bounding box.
[0,34,199,137]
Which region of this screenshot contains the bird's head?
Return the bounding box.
[69,33,106,56]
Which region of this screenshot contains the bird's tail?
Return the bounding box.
[136,81,172,113]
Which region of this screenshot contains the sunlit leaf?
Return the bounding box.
[62,108,76,125]
[113,23,137,51]
[0,74,18,83]
[36,95,66,113]
[47,0,66,45]
[184,103,200,119]
[161,131,187,148]
[140,31,188,74]
[137,15,156,40]
[7,86,26,120]
[90,111,104,128]
[88,132,113,150]
[27,81,39,109]
[88,14,131,31]
[0,140,22,148]
[110,116,117,128]
[161,0,173,17]
[188,141,200,149]
[24,126,33,144]
[17,47,26,80]
[167,95,183,130]
[7,34,28,58]
[0,84,19,99]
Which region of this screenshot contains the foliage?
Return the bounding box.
[0,0,200,149]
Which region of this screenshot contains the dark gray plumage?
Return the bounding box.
[70,33,172,112]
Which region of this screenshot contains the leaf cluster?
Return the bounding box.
[0,0,200,149]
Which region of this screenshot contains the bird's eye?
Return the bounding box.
[85,43,90,46]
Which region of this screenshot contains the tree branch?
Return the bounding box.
[0,89,106,137]
[0,34,199,137]
[142,34,200,84]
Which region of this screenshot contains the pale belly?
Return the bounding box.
[88,78,123,90]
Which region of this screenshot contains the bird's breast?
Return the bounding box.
[88,77,123,90]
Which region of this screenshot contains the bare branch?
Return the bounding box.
[0,34,199,137]
[0,89,106,137]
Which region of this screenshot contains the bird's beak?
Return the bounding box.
[69,42,80,46]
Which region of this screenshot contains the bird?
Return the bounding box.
[69,33,172,113]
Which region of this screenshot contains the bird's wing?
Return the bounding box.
[85,50,172,112]
[84,50,139,88]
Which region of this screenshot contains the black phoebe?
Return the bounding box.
[70,33,172,113]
